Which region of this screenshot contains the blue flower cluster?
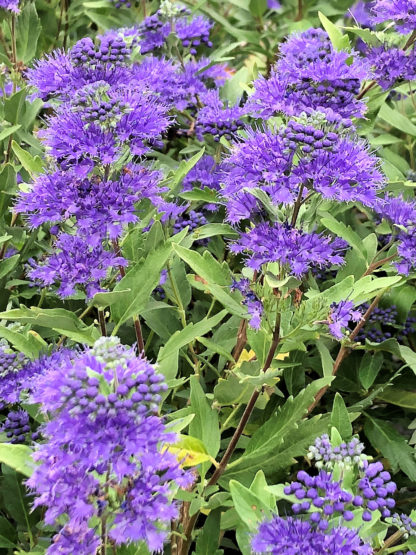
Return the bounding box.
[28,337,192,554]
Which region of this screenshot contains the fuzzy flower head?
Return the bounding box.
[16,165,165,239]
[252,516,372,554]
[231,278,264,330]
[371,0,416,33]
[0,0,19,12]
[249,28,370,118]
[196,90,246,142]
[27,36,134,101]
[41,82,170,169]
[328,300,362,339]
[28,233,127,298]
[367,46,416,89]
[395,231,416,275]
[221,118,384,223]
[230,223,347,277]
[28,337,192,554]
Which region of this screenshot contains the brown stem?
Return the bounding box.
[63,0,69,50]
[404,30,416,50]
[140,0,146,18]
[208,314,281,487]
[227,318,248,368]
[362,253,397,276]
[377,530,405,553]
[357,80,376,100]
[98,310,107,336]
[307,294,383,415]
[291,183,305,227]
[178,314,281,555]
[111,239,145,353]
[295,0,302,21]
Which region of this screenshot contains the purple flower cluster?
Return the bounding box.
[328,300,362,340]
[221,113,384,223]
[196,90,245,142]
[249,29,369,119]
[371,0,416,34]
[252,516,372,554]
[392,513,416,538]
[0,345,73,407]
[182,154,222,193]
[356,303,416,343]
[367,46,416,89]
[138,6,213,55]
[357,461,397,519]
[28,337,192,554]
[0,0,19,12]
[307,434,366,469]
[2,409,33,443]
[231,278,264,329]
[230,223,347,276]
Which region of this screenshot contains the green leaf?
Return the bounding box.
[249,0,267,18]
[229,480,271,530]
[222,378,333,485]
[111,241,173,330]
[167,147,205,195]
[195,509,222,555]
[189,375,220,458]
[316,339,334,378]
[0,444,34,477]
[173,244,247,318]
[0,325,45,358]
[0,306,99,345]
[365,416,416,480]
[318,12,350,51]
[0,124,21,142]
[157,309,228,380]
[179,188,219,203]
[377,389,416,409]
[359,351,383,389]
[11,141,43,175]
[400,345,416,374]
[0,254,19,280]
[331,393,352,439]
[379,103,416,136]
[321,216,365,257]
[168,434,213,467]
[16,4,42,64]
[91,289,131,309]
[192,223,238,240]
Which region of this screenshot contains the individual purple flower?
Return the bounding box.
[267,0,281,9]
[328,300,362,339]
[196,90,245,142]
[252,516,372,554]
[231,278,264,330]
[367,46,416,89]
[28,337,192,554]
[111,0,131,8]
[28,233,126,298]
[231,223,347,276]
[0,0,19,12]
[371,0,416,33]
